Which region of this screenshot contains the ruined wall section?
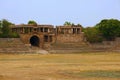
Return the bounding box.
[56,33,84,43]
[19,33,44,48]
[55,25,85,43]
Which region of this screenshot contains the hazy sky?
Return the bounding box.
[0,0,120,27]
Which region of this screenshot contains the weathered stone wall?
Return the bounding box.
[89,37,120,51]
[0,38,32,53]
[56,33,84,43]
[19,33,44,48]
[19,33,56,48]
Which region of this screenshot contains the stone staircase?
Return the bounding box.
[0,38,31,53]
[111,43,120,52]
[49,42,93,53]
[1,38,119,54]
[49,41,117,53]
[0,38,49,54]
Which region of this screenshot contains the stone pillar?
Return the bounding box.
[63,29,65,34]
[38,28,39,32]
[29,28,31,33]
[76,28,77,34]
[64,29,65,34]
[48,28,50,33]
[71,28,73,34]
[19,28,21,33]
[58,28,60,34]
[68,28,70,34]
[65,28,67,34]
[23,27,25,33]
[30,28,32,33]
[28,28,29,33]
[43,28,44,32]
[48,35,50,42]
[78,28,80,34]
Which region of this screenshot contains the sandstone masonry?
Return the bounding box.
[11,24,84,49]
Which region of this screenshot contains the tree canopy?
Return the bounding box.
[96,19,120,41]
[28,20,37,25]
[0,19,19,38]
[64,21,72,26]
[84,27,103,43]
[1,19,12,37]
[0,21,2,33]
[0,18,120,41]
[84,19,120,43]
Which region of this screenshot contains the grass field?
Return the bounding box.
[0,52,120,80]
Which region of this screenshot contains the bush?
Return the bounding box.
[9,32,20,38]
[84,27,103,43]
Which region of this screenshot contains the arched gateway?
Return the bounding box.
[30,36,40,47]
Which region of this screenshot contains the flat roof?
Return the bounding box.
[11,24,54,28]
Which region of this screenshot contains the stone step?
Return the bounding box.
[0,38,31,53]
[51,42,89,50]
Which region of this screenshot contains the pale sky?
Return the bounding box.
[0,0,120,27]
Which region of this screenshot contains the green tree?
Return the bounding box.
[0,19,19,38]
[10,32,20,38]
[1,19,12,37]
[96,19,120,41]
[77,24,82,27]
[84,27,103,43]
[28,20,37,25]
[0,21,2,34]
[64,21,72,26]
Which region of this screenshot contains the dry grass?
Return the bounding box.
[0,52,120,80]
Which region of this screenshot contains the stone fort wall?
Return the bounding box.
[11,24,85,48]
[56,33,84,43]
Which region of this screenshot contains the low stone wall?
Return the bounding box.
[0,38,19,41]
[89,43,113,49]
[56,33,84,43]
[89,37,120,51]
[0,38,32,53]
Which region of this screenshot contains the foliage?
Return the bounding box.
[10,32,20,38]
[64,21,72,26]
[0,18,120,41]
[84,27,103,43]
[96,19,120,41]
[77,24,82,27]
[81,26,85,32]
[84,19,120,42]
[0,21,2,34]
[0,19,12,37]
[0,19,19,38]
[28,20,37,25]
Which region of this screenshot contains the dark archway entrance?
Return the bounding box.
[30,36,40,47]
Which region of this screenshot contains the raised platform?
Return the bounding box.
[0,38,48,54]
[0,38,120,54]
